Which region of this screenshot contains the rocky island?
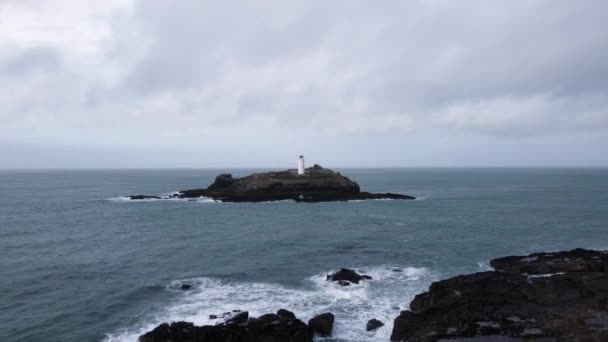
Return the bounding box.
[128,165,415,202]
[139,248,608,341]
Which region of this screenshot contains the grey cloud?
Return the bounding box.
[1,1,608,167]
[0,46,62,77]
[104,1,608,136]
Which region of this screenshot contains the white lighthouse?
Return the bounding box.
[298,155,305,175]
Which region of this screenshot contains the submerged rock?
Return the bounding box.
[130,166,415,202]
[308,312,334,337]
[366,318,384,331]
[327,268,372,285]
[390,248,608,341]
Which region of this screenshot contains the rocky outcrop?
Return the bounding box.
[308,312,335,337]
[139,309,313,342]
[391,248,608,341]
[129,165,415,202]
[326,268,373,286]
[366,318,384,331]
[490,248,608,274]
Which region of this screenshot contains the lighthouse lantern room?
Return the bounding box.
[298,155,305,175]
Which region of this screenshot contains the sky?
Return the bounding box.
[0,0,607,168]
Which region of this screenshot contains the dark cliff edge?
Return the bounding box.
[391,248,608,341]
[128,165,415,202]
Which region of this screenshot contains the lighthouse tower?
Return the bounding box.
[298,155,305,175]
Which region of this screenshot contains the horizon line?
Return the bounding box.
[1,165,607,171]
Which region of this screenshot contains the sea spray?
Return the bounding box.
[104,265,437,342]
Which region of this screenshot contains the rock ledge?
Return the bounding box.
[391,248,608,341]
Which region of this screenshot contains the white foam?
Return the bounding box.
[477,261,493,271]
[106,194,220,204]
[104,265,436,342]
[527,272,565,279]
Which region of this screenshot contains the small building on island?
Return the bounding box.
[298,155,305,175]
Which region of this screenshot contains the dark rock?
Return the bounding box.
[390,249,608,341]
[257,313,280,322]
[366,318,384,331]
[224,311,248,325]
[129,195,161,200]
[490,248,608,274]
[277,309,296,320]
[179,284,191,290]
[337,280,351,286]
[137,166,415,203]
[308,312,334,337]
[207,173,234,191]
[327,268,372,284]
[139,312,313,342]
[209,314,217,319]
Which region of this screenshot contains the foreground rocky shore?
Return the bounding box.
[392,248,608,341]
[128,165,415,202]
[139,249,608,341]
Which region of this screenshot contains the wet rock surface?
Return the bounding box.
[391,248,608,341]
[490,248,608,274]
[367,318,385,331]
[129,165,415,202]
[139,309,313,342]
[326,268,373,285]
[308,312,335,337]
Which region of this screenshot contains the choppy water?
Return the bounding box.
[1,168,607,341]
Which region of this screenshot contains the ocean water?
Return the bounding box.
[1,168,607,342]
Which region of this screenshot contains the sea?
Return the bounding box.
[1,168,607,342]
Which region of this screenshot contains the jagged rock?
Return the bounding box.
[277,309,296,320]
[224,311,248,325]
[179,284,191,290]
[130,166,415,202]
[209,314,217,319]
[490,248,608,274]
[390,248,608,341]
[139,311,313,342]
[308,313,334,337]
[366,318,384,331]
[327,268,372,284]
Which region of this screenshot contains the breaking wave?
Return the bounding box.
[106,194,219,204]
[104,265,436,342]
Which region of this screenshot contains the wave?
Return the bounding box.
[104,265,436,342]
[476,261,493,271]
[106,194,220,204]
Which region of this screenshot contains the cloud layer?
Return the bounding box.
[1,0,607,167]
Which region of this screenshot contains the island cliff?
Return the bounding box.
[129,165,415,202]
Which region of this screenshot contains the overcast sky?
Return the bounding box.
[1,0,607,168]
